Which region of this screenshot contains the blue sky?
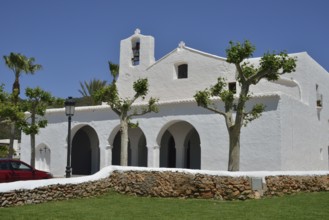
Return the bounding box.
[1,0,328,98]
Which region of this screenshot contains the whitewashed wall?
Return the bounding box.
[21,97,286,176]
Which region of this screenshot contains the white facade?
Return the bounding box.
[20,30,329,176]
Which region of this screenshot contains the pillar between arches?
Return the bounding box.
[105,144,113,166]
[174,137,185,168]
[147,145,160,168]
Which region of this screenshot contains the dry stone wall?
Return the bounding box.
[0,178,112,208]
[264,175,329,196]
[108,171,256,200]
[1,170,328,208]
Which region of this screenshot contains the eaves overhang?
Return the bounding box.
[44,92,282,114]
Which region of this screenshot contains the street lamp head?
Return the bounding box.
[64,96,76,116]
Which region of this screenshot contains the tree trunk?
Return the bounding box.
[30,114,36,167]
[8,123,15,158]
[120,117,129,166]
[30,133,36,167]
[13,76,20,95]
[228,126,241,171]
[8,75,20,158]
[227,84,249,171]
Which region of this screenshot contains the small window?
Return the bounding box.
[316,84,323,108]
[177,64,188,79]
[317,98,323,108]
[229,82,237,94]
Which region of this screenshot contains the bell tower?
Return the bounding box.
[119,29,155,75]
[117,29,155,97]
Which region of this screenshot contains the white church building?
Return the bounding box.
[20,29,329,176]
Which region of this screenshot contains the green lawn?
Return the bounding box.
[1,191,328,220]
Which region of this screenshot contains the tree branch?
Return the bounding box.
[202,105,233,129]
[128,94,140,106]
[110,105,121,116]
[235,63,247,83]
[247,69,267,84]
[202,104,226,116]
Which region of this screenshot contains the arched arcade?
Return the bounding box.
[158,120,201,169]
[109,126,148,167]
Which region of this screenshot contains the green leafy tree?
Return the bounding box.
[19,87,63,167]
[79,78,107,105]
[0,145,10,158]
[3,52,42,158]
[0,84,24,124]
[95,62,158,166]
[0,84,24,158]
[194,40,297,171]
[0,84,10,124]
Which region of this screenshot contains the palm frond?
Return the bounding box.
[78,78,107,105]
[108,61,119,82]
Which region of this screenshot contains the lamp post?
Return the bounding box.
[65,96,75,178]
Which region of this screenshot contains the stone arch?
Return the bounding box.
[71,124,100,175]
[109,126,147,167]
[158,120,201,169]
[35,143,51,171]
[108,124,121,147]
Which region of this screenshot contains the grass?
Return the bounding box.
[0,191,328,220]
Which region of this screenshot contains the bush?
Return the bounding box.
[0,145,9,158]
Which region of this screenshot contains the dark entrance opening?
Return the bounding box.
[159,122,200,169]
[112,131,132,166]
[184,128,201,169]
[160,131,176,168]
[71,126,99,175]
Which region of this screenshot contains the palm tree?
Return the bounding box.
[3,52,42,158]
[3,53,42,102]
[108,61,119,83]
[79,78,107,105]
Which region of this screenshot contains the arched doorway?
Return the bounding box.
[185,128,201,169]
[160,131,176,168]
[159,121,201,169]
[111,127,147,167]
[72,125,100,175]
